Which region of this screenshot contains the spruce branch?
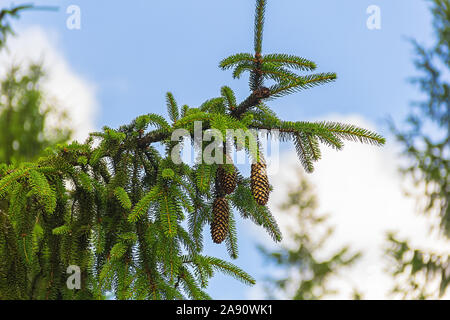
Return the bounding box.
[231,61,255,79]
[259,63,305,83]
[322,122,386,146]
[221,86,237,110]
[114,187,132,210]
[254,0,267,55]
[128,186,161,222]
[268,72,337,99]
[0,0,386,300]
[262,53,317,71]
[225,210,239,259]
[230,87,271,118]
[166,92,179,123]
[205,256,256,286]
[293,133,315,173]
[219,53,255,70]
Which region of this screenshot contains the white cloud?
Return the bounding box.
[0,26,98,142]
[248,114,450,299]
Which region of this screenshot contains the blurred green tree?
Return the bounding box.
[259,172,361,300]
[0,4,33,49]
[0,4,71,165]
[385,0,449,299]
[0,64,72,164]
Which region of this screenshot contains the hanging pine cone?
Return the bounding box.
[217,164,237,195]
[211,197,229,244]
[251,160,270,206]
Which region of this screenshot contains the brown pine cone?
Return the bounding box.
[211,197,229,244]
[251,161,269,206]
[217,164,237,195]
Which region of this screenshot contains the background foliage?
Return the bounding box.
[385,0,449,299]
[259,172,361,299]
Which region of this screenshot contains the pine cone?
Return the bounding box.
[251,161,269,206]
[217,164,237,195]
[211,197,229,244]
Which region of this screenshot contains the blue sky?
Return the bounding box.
[3,0,435,299]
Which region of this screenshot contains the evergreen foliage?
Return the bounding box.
[0,1,384,299]
[385,0,449,299]
[0,65,71,165]
[0,4,57,50]
[0,4,33,49]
